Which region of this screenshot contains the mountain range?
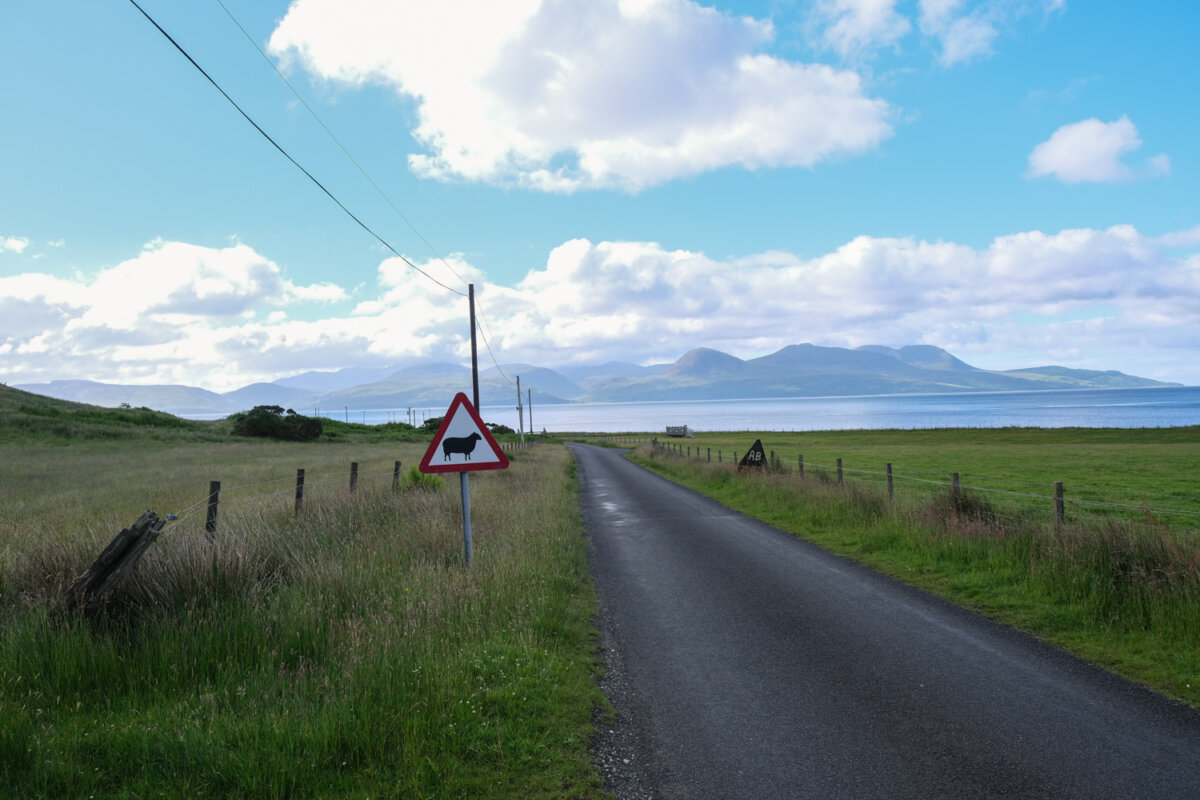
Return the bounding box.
[13,344,1180,417]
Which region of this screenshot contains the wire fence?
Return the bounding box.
[641,437,1200,533]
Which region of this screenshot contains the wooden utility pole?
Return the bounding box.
[469,284,480,410]
[516,375,525,445]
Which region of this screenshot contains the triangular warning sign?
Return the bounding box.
[738,439,767,470]
[418,393,510,474]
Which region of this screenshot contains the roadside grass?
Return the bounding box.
[0,437,606,799]
[629,430,1200,708]
[627,427,1200,529]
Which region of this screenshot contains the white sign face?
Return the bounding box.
[419,393,509,474]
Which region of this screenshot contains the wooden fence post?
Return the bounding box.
[886,463,893,500]
[393,460,402,491]
[951,473,961,497]
[837,459,843,485]
[295,469,305,515]
[350,462,359,493]
[798,454,804,479]
[53,510,167,621]
[205,481,220,540]
[707,448,711,462]
[1054,481,1065,532]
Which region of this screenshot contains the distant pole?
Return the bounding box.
[516,375,525,445]
[469,284,480,410]
[528,388,533,434]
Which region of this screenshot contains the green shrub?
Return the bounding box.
[230,405,323,441]
[406,465,444,491]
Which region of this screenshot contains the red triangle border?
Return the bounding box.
[418,393,510,474]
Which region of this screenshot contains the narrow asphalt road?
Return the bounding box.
[571,443,1200,800]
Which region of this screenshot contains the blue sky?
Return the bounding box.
[2,0,1198,391]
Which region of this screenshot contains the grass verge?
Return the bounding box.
[0,440,606,799]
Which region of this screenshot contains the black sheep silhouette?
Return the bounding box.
[442,432,482,461]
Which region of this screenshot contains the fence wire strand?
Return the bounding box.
[653,444,1200,524]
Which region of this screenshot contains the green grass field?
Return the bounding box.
[4,383,1198,797]
[617,426,1200,707]
[0,386,606,799]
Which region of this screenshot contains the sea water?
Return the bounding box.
[417,385,1200,433]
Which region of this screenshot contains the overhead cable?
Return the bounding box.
[212,0,469,292]
[214,0,516,383]
[127,0,465,296]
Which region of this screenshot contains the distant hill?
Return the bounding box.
[0,383,220,442]
[556,360,671,389]
[576,344,1178,401]
[272,365,396,392]
[13,380,237,415]
[221,383,320,413]
[15,344,1179,416]
[314,363,584,410]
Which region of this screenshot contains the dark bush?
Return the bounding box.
[231,405,323,441]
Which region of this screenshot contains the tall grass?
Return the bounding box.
[0,440,606,798]
[632,443,1200,707]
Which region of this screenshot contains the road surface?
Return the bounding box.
[572,443,1200,799]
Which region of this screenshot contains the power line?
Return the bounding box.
[212,0,470,293]
[126,0,465,297]
[211,0,516,384]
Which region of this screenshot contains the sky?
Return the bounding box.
[2,0,1198,392]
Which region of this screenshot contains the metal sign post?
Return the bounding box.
[460,472,473,565]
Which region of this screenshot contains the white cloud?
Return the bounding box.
[917,0,998,65]
[1028,116,1168,183]
[915,0,1063,67]
[0,241,348,389]
[4,225,1199,389]
[268,0,893,192]
[815,0,912,59]
[1,236,31,254]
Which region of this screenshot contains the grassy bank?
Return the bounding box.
[0,433,606,798]
[626,427,1200,707]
